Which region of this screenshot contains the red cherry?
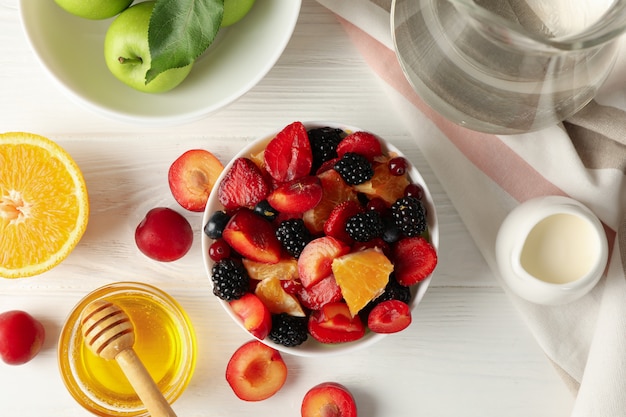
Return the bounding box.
[366,197,388,214]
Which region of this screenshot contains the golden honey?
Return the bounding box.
[59,282,196,417]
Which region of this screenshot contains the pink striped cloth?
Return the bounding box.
[317,1,626,415]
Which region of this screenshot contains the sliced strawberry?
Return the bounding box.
[315,157,340,175]
[218,157,270,210]
[308,302,366,344]
[298,236,350,288]
[297,274,343,311]
[267,175,323,214]
[263,121,312,183]
[229,293,272,340]
[367,299,412,334]
[323,200,363,243]
[223,209,282,264]
[393,237,437,286]
[225,340,288,401]
[336,131,383,162]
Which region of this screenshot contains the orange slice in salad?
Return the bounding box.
[242,258,299,281]
[331,248,393,316]
[303,169,359,234]
[355,157,410,204]
[0,132,89,278]
[255,276,306,317]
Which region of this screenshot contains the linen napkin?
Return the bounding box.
[316,0,626,415]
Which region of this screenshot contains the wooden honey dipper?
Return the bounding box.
[80,299,178,417]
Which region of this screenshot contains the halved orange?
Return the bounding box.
[0,132,89,278]
[331,248,393,316]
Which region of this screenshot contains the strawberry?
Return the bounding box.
[297,236,350,288]
[218,157,270,210]
[315,157,340,175]
[225,340,288,401]
[267,175,323,213]
[263,121,312,183]
[323,200,363,243]
[308,302,366,344]
[222,209,282,264]
[336,131,383,162]
[297,274,343,311]
[229,293,272,340]
[393,236,437,286]
[367,299,412,334]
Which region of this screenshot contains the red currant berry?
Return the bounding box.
[404,183,424,200]
[388,157,408,176]
[209,239,231,262]
[366,197,388,214]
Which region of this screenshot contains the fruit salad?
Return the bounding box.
[202,121,438,352]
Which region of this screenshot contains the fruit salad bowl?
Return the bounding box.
[18,0,301,126]
[202,121,439,357]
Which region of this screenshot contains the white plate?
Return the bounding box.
[19,0,301,126]
[201,121,439,357]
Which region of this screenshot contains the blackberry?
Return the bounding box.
[391,196,427,237]
[307,126,345,170]
[345,211,384,242]
[204,210,230,239]
[275,219,312,258]
[383,275,412,303]
[253,200,279,222]
[269,313,308,347]
[211,259,250,301]
[333,152,373,185]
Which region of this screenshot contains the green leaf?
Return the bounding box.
[146,0,224,84]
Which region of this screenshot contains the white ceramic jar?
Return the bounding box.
[496,196,608,305]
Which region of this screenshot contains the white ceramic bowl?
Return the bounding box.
[18,0,301,126]
[201,121,439,356]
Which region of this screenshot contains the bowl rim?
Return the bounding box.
[18,0,302,126]
[201,121,439,357]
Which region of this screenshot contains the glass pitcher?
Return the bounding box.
[392,0,626,134]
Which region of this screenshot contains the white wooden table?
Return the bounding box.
[0,1,574,416]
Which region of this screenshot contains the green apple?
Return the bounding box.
[55,0,133,20]
[222,0,256,27]
[104,1,193,94]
